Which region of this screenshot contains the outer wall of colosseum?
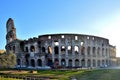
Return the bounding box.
[5,18,117,69]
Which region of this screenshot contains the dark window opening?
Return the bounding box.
[25,47,28,52]
[54,46,59,54]
[81,47,85,55]
[61,46,66,53]
[20,41,25,51]
[37,59,42,66]
[68,46,72,54]
[31,59,35,67]
[42,47,46,53]
[74,46,79,54]
[30,45,35,52]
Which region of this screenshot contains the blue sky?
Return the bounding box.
[0,0,120,56]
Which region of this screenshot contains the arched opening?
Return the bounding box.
[106,49,108,56]
[93,59,96,67]
[54,59,59,67]
[61,59,66,66]
[102,48,104,57]
[68,46,72,55]
[42,47,46,53]
[68,59,72,67]
[54,46,59,55]
[61,46,66,54]
[25,54,30,67]
[87,59,91,67]
[87,46,90,56]
[74,46,79,54]
[30,45,35,52]
[106,60,108,65]
[81,47,85,55]
[102,60,105,66]
[81,59,85,67]
[31,59,35,67]
[97,60,100,67]
[75,59,79,67]
[37,59,42,66]
[48,46,52,54]
[17,59,21,65]
[47,59,53,66]
[20,41,24,52]
[92,47,96,57]
[25,47,28,52]
[13,46,15,53]
[97,47,100,57]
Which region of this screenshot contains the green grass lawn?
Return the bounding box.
[75,69,120,80]
[1,69,120,80]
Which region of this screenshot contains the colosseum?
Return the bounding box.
[5,18,117,69]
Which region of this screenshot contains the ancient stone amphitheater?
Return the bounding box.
[5,18,116,69]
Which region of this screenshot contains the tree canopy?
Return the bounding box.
[0,51,16,68]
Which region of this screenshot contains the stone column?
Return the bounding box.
[66,59,68,67]
[52,40,55,64]
[72,59,75,67]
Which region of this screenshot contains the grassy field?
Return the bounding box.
[0,69,120,80]
[75,69,120,80]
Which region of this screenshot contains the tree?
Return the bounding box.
[0,51,16,68]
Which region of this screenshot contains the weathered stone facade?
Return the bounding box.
[5,18,117,69]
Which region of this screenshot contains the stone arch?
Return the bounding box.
[68,59,72,67]
[37,59,42,66]
[74,46,79,54]
[30,45,35,52]
[61,59,66,66]
[92,47,96,57]
[54,46,59,54]
[31,59,35,67]
[75,59,79,67]
[54,58,59,66]
[87,46,91,56]
[42,47,46,53]
[102,48,104,57]
[81,59,85,67]
[87,59,91,67]
[106,49,108,56]
[106,59,108,65]
[13,46,15,53]
[47,59,53,66]
[102,60,105,66]
[25,47,29,52]
[97,60,100,67]
[61,46,66,53]
[81,47,85,55]
[68,46,72,55]
[93,59,96,67]
[17,59,21,65]
[97,47,100,57]
[25,54,30,66]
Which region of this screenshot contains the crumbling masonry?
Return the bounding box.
[5,18,117,69]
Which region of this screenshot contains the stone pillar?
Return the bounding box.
[96,59,98,67]
[52,40,55,64]
[79,59,81,66]
[85,59,87,67]
[66,59,68,67]
[72,59,75,67]
[58,39,61,66]
[90,46,93,67]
